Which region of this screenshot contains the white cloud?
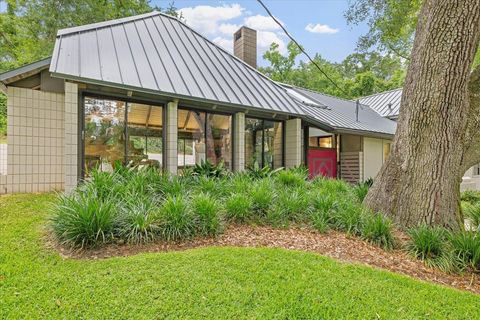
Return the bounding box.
[244,14,282,31]
[213,37,233,53]
[257,31,286,54]
[305,23,339,34]
[179,4,244,35]
[218,23,241,35]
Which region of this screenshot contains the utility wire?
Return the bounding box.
[256,0,349,97]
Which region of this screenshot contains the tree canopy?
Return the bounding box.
[259,41,405,99]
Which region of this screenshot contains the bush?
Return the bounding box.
[158,196,195,241]
[51,190,117,248]
[246,161,283,179]
[461,190,480,205]
[276,170,307,188]
[115,195,161,244]
[352,182,369,203]
[191,193,223,236]
[450,232,480,272]
[331,203,363,235]
[406,225,453,271]
[225,193,252,223]
[250,179,274,218]
[361,213,395,250]
[463,202,480,231]
[193,160,228,178]
[268,190,311,226]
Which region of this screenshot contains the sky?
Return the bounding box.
[152,0,370,66]
[0,0,370,67]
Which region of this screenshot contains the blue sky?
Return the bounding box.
[0,0,369,66]
[152,0,369,66]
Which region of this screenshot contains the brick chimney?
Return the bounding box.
[233,26,257,69]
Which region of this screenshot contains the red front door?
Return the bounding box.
[308,148,337,178]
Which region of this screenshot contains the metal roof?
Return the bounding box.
[359,88,402,119]
[283,85,397,136]
[50,11,303,115]
[0,57,51,84]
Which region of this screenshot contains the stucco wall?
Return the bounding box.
[0,86,65,194]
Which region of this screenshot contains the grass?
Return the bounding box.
[1,193,480,319]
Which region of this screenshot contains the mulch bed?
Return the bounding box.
[54,225,480,295]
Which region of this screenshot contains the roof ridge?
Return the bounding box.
[359,87,403,100]
[57,11,162,36]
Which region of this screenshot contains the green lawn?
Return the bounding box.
[1,194,479,319]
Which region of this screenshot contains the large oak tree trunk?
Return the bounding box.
[364,0,480,229]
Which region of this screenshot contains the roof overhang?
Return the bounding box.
[0,58,51,85]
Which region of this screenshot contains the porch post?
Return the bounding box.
[165,100,178,175]
[64,81,79,192]
[285,118,302,168]
[233,112,245,172]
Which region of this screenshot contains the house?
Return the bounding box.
[0,12,396,194]
[360,88,479,190]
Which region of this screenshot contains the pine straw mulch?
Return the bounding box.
[54,225,480,295]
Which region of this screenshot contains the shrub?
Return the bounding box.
[268,190,311,226]
[158,196,195,241]
[463,202,480,231]
[450,232,480,272]
[250,179,274,217]
[361,213,395,250]
[406,225,453,271]
[246,161,283,179]
[115,195,161,244]
[461,190,480,205]
[191,193,223,236]
[193,160,228,178]
[225,193,253,223]
[276,170,307,188]
[331,202,363,235]
[51,190,117,248]
[352,182,369,203]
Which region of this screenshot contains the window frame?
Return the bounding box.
[245,116,285,169]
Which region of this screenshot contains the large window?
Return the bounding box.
[84,97,163,174]
[245,118,283,168]
[177,109,231,170]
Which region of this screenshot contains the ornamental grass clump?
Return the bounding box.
[331,202,364,235]
[361,212,395,250]
[115,195,161,244]
[51,189,117,248]
[276,170,307,188]
[463,202,480,232]
[158,195,196,241]
[249,179,274,218]
[191,193,223,236]
[225,193,253,223]
[268,190,311,227]
[449,231,480,272]
[406,225,453,272]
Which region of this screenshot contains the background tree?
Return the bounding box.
[362,0,480,229]
[260,42,405,99]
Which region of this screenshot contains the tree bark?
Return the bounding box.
[364,0,480,229]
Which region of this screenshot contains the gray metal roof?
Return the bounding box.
[50,11,303,115]
[283,85,397,136]
[359,88,402,119]
[0,57,51,84]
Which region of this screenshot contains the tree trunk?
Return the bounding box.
[364,0,480,229]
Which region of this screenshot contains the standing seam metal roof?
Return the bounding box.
[283,85,397,135]
[50,11,303,115]
[359,88,402,118]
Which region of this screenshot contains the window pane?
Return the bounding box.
[178,110,205,169]
[206,114,231,169]
[84,97,125,173]
[264,121,282,168]
[245,118,262,167]
[127,103,163,169]
[319,136,333,148]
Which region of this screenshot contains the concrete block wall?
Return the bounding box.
[0,86,65,194]
[64,82,78,192]
[233,112,245,171]
[165,100,178,175]
[284,118,301,168]
[273,122,282,168]
[0,144,6,175]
